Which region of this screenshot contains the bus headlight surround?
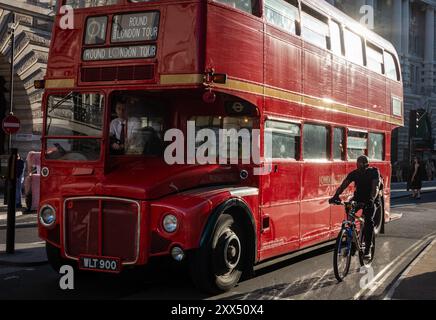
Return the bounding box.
[39,205,56,227]
[163,214,178,233]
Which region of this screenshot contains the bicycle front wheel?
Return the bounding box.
[333,228,352,282]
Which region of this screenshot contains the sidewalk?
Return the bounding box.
[386,239,436,300]
[0,195,37,229]
[390,180,436,199]
[0,195,44,266]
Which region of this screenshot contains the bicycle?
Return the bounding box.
[330,200,375,282]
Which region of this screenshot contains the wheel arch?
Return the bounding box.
[199,198,258,266]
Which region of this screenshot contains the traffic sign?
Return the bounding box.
[2,115,20,135]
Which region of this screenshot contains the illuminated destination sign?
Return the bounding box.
[83,45,157,61]
[111,11,159,43]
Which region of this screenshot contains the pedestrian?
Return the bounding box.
[425,159,435,181]
[16,153,25,208]
[408,156,423,199]
[394,161,403,182]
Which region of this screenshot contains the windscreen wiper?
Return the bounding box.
[47,91,75,133]
[48,91,75,113]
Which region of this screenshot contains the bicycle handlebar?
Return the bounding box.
[329,200,365,222]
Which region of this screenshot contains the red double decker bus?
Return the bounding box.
[38,0,403,293]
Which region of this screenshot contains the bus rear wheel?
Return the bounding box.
[190,213,247,294]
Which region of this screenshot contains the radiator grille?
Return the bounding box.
[64,198,139,264]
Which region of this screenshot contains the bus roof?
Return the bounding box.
[305,0,398,57]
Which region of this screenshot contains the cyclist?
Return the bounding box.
[329,155,381,259]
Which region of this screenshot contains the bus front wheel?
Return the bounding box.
[46,242,69,273]
[190,213,247,294]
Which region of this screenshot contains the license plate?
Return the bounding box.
[78,255,121,273]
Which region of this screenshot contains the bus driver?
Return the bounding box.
[109,101,141,155]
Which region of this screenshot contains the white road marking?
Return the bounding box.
[353,231,436,300]
[383,239,436,300]
[301,269,331,299]
[3,276,19,281]
[0,212,23,220]
[0,241,45,251]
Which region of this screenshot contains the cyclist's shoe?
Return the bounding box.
[363,249,372,260]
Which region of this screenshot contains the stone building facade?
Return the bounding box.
[0,0,53,158]
[326,0,436,165]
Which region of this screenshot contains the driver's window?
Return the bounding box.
[109,95,164,156]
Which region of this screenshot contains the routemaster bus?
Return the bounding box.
[38,0,403,293]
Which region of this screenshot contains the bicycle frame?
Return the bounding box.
[338,203,365,255]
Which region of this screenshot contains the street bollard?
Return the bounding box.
[6,148,17,254]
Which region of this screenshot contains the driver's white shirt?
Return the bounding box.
[109,117,141,153]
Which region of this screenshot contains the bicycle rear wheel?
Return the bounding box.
[333,228,352,282]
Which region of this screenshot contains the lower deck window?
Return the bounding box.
[265,120,300,160]
[347,131,367,160]
[369,133,384,161]
[303,124,329,160]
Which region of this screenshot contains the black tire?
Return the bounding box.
[46,242,71,273]
[189,213,248,294]
[373,199,384,235]
[359,232,375,267]
[333,229,352,282]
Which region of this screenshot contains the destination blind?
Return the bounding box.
[83,45,157,61]
[112,11,160,43]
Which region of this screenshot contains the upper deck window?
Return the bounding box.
[65,0,118,9]
[384,51,400,81]
[344,29,364,66]
[330,20,343,56]
[264,0,299,35]
[366,43,384,75]
[301,7,329,49]
[214,0,258,14]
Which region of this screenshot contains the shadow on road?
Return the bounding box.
[369,271,436,300]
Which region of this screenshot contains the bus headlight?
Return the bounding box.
[39,205,56,227]
[163,214,178,233]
